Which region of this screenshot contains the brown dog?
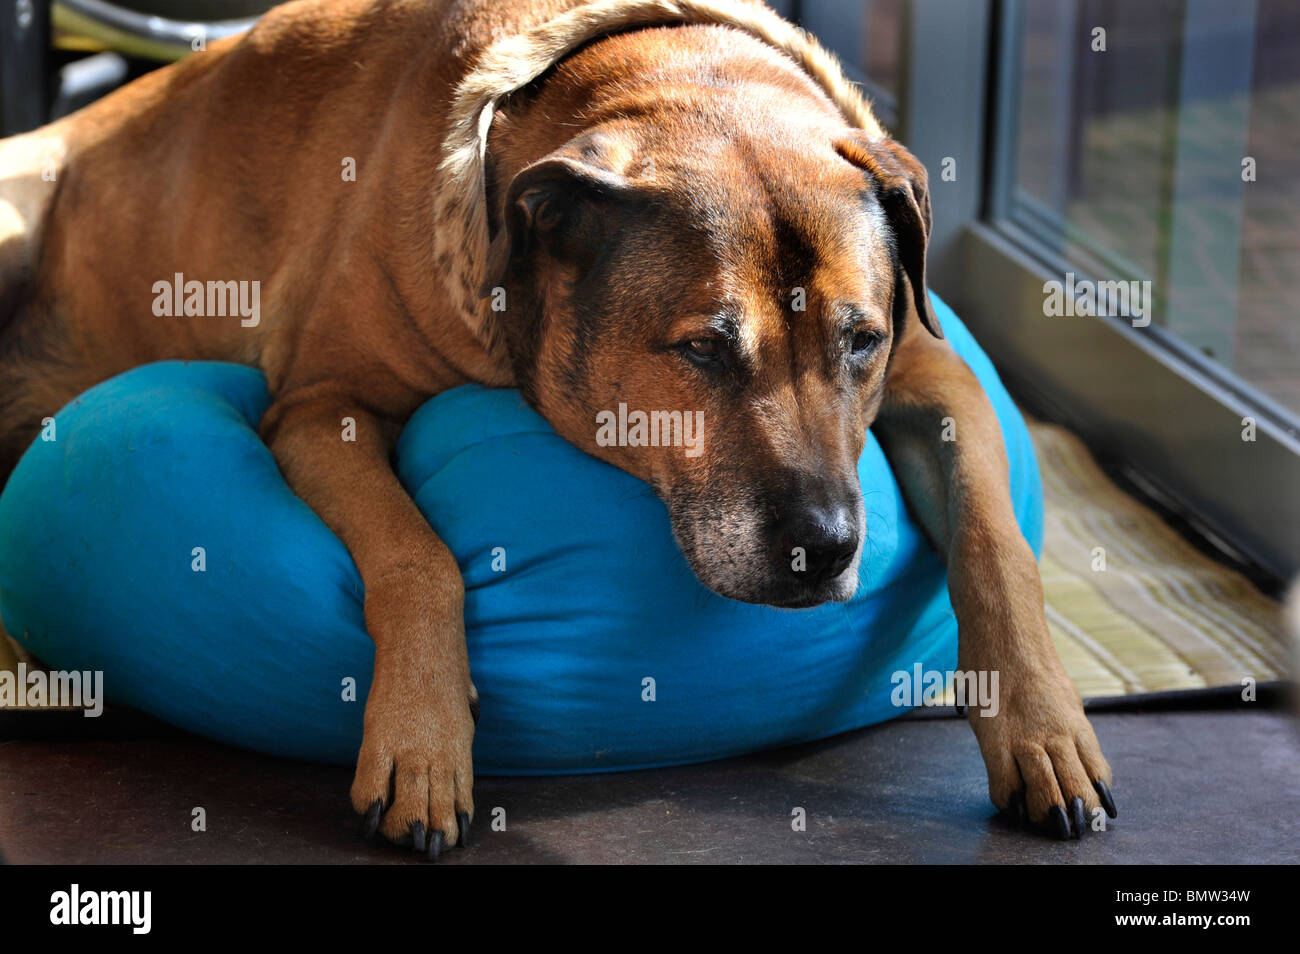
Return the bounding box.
[0,0,1114,856]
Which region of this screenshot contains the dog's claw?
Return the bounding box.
[1070,796,1085,838]
[428,830,444,863]
[458,811,471,848]
[1094,779,1117,819]
[1003,790,1026,828]
[1048,804,1071,840]
[362,799,383,838]
[469,695,480,726]
[410,821,427,853]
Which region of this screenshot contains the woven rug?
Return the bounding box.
[2,420,1292,708]
[1030,420,1289,699]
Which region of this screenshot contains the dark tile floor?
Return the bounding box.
[2,705,1297,864]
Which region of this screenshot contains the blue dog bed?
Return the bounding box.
[0,295,1041,774]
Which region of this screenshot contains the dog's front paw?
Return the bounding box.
[966,665,1116,839]
[351,673,478,861]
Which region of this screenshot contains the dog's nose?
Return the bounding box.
[774,502,859,585]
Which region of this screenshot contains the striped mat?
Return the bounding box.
[1,420,1292,706]
[1030,419,1289,699]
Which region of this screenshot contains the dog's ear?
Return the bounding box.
[480,152,633,297]
[833,134,943,339]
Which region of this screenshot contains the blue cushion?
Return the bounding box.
[0,294,1041,774]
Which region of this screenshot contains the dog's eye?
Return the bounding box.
[681,338,725,367]
[849,329,881,358]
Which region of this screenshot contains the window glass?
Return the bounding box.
[1008,0,1300,416]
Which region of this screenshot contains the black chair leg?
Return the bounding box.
[1,0,53,136]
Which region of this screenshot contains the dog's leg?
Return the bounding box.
[875,317,1115,838]
[260,394,476,857]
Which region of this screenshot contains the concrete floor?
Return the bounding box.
[2,705,1297,864]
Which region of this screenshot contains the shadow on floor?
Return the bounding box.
[2,705,1297,864]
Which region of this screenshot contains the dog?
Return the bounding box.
[0,0,1114,858]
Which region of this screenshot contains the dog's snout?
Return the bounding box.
[774,500,859,585]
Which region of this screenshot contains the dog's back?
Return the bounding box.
[0,1,442,479]
[0,0,815,484]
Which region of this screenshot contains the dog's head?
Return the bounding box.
[481,67,941,608]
